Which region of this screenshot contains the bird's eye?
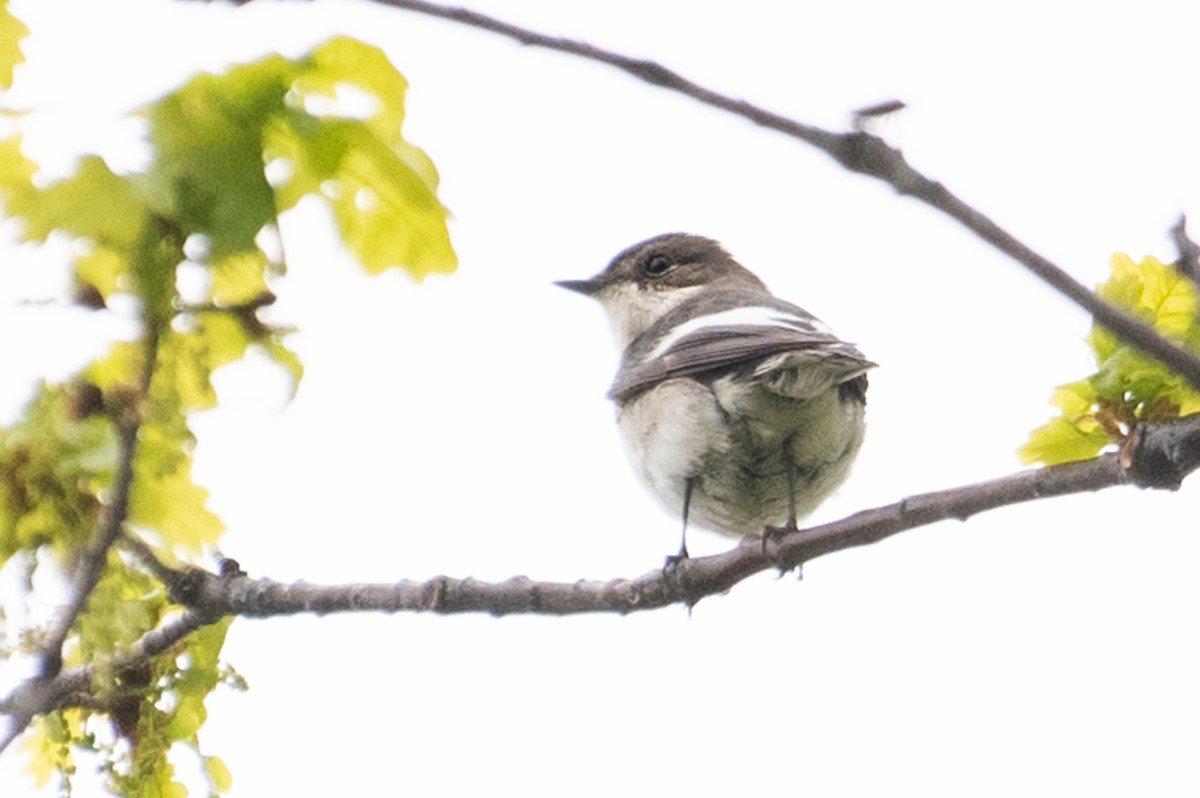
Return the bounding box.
[644,254,672,276]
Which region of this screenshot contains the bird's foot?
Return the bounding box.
[661,545,695,614]
[761,523,803,580]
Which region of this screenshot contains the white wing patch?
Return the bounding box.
[648,305,823,359]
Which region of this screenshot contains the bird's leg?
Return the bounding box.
[763,448,802,578]
[661,479,696,611]
[666,478,694,567]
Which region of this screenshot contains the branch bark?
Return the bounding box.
[0,610,213,754]
[5,404,1199,747]
[304,0,1200,391]
[141,451,1140,619]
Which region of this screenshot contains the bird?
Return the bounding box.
[557,232,874,560]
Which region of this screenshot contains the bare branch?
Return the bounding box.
[36,325,161,681]
[119,531,189,586]
[148,453,1137,618]
[6,411,1199,737]
[293,0,1200,390]
[0,609,213,755]
[34,423,137,674]
[1,325,164,753]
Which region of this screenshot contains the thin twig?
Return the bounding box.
[2,325,162,753]
[36,324,161,680]
[333,0,1200,390]
[34,419,139,676]
[0,610,213,755]
[119,532,187,586]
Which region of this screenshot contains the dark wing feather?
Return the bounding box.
[609,325,872,401]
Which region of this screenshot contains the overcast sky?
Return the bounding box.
[3,1,1200,796]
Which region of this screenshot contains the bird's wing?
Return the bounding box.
[610,305,874,401]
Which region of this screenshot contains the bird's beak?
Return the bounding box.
[554,278,605,297]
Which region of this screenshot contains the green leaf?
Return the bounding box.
[141,57,289,261]
[0,384,116,564]
[20,723,56,788]
[273,115,455,277]
[267,38,456,278]
[323,122,455,277]
[74,246,127,301]
[129,423,224,554]
[87,340,146,394]
[21,711,83,789]
[210,251,271,306]
[10,155,147,248]
[94,329,232,555]
[76,559,165,662]
[167,619,231,741]
[296,36,410,140]
[140,35,455,279]
[158,317,253,411]
[0,0,29,90]
[129,453,223,553]
[187,617,232,675]
[1022,253,1200,465]
[1019,416,1110,466]
[1048,379,1096,417]
[205,756,233,793]
[0,134,36,204]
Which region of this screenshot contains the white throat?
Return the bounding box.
[597,283,705,350]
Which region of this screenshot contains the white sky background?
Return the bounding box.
[2,0,1200,795]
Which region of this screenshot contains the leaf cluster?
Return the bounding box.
[1021,254,1200,465]
[0,10,454,796]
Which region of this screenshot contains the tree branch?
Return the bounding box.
[299,0,1200,390]
[36,325,161,681]
[146,452,1137,619]
[7,411,1199,737]
[0,609,214,755]
[0,326,163,754]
